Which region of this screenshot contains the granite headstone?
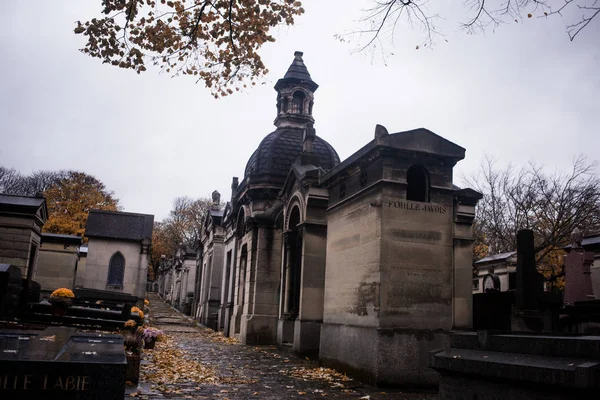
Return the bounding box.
[0,326,126,399]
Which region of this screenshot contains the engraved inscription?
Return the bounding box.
[0,375,90,391]
[388,200,447,214]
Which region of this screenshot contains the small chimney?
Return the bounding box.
[303,123,316,153]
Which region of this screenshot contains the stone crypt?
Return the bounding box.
[180,51,481,387]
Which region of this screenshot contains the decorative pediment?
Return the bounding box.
[378,128,465,161]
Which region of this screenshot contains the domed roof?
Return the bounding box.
[244,128,339,179]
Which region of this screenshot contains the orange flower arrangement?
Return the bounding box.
[50,288,75,298]
[124,319,137,328]
[131,306,144,319]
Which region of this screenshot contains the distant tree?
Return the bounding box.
[75,0,304,97]
[0,166,23,194]
[150,196,217,267]
[151,220,180,268]
[347,1,599,51]
[0,166,66,196]
[43,171,121,237]
[466,155,600,289]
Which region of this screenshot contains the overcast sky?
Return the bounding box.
[1,1,598,221]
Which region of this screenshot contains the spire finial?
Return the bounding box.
[294,51,304,60]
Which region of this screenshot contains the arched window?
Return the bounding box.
[291,91,305,114]
[108,252,125,286]
[406,165,430,202]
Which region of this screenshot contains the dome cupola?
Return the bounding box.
[274,51,318,129]
[240,52,339,189]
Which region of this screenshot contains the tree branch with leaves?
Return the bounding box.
[75,0,305,98]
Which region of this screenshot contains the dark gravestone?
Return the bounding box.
[0,326,126,399]
[515,229,544,310]
[21,279,40,304]
[512,229,561,332]
[0,264,22,318]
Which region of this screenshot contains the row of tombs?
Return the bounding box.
[157,53,600,396]
[156,51,483,387]
[2,52,600,398]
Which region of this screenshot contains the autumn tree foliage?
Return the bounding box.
[75,0,305,97]
[150,196,218,267]
[77,1,597,93]
[466,155,600,290]
[1,167,121,238]
[43,171,121,237]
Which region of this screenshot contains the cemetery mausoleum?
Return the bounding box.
[82,210,153,299]
[159,51,482,386]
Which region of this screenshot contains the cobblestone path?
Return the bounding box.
[131,293,437,400]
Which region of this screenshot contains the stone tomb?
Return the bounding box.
[0,326,126,399]
[431,331,600,399]
[319,127,481,387]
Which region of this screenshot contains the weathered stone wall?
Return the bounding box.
[592,258,600,299]
[36,241,79,295]
[83,238,144,296]
[240,224,282,345]
[380,184,454,330]
[0,216,40,278]
[322,189,382,327]
[75,255,87,287]
[320,143,476,387]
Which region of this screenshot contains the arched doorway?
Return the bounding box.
[285,206,302,318]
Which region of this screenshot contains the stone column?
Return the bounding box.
[240,224,282,345]
[137,238,150,300]
[294,222,327,354]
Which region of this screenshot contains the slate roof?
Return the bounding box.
[274,51,318,92]
[583,235,600,247]
[41,233,83,245]
[0,194,45,208]
[564,234,600,250]
[475,251,517,265]
[321,127,465,185]
[0,193,48,222]
[85,210,154,242]
[244,128,339,179]
[209,208,224,218]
